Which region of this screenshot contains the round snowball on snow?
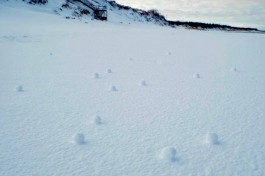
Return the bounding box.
[141,80,147,86]
[92,115,102,124]
[73,133,85,145]
[93,73,99,79]
[231,67,237,72]
[107,69,112,73]
[129,57,133,61]
[168,52,172,55]
[204,133,219,145]
[110,86,117,92]
[193,73,201,79]
[16,85,24,92]
[160,146,177,162]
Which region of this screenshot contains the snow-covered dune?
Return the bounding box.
[0,2,265,176]
[0,0,168,26]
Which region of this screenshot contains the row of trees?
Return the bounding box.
[168,21,258,31]
[28,0,48,4]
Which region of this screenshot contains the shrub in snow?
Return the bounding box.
[61,2,71,9]
[147,9,167,21]
[16,85,24,92]
[80,9,90,15]
[141,80,147,86]
[193,73,201,79]
[94,73,99,79]
[92,115,102,124]
[73,133,85,145]
[160,147,177,162]
[204,133,219,145]
[110,86,117,92]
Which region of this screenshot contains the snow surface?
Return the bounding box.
[1,2,265,176]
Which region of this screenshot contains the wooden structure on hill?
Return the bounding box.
[76,0,107,20]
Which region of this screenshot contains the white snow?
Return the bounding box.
[73,133,86,145]
[92,115,102,124]
[231,67,238,72]
[93,73,100,79]
[110,86,118,92]
[204,133,219,145]
[160,147,177,162]
[107,68,112,73]
[0,1,265,176]
[193,73,201,79]
[141,80,147,86]
[16,85,24,92]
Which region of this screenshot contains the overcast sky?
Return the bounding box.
[116,0,265,30]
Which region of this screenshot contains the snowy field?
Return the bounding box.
[1,4,265,176]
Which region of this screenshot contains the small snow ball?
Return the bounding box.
[231,67,237,72]
[193,73,201,79]
[73,133,85,145]
[168,52,172,55]
[160,147,177,162]
[204,133,219,145]
[110,86,117,92]
[107,69,112,73]
[94,73,99,79]
[92,115,102,125]
[16,85,24,92]
[141,80,147,86]
[129,57,133,61]
[50,52,53,56]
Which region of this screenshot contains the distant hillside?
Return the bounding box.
[4,0,264,33]
[108,1,261,32]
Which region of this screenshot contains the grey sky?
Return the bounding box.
[116,0,265,30]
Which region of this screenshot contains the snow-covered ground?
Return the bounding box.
[1,2,265,176]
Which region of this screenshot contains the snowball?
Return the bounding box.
[141,80,147,86]
[160,146,177,162]
[193,73,201,79]
[92,115,102,124]
[129,57,133,61]
[168,52,172,55]
[73,133,85,145]
[16,85,24,92]
[107,68,112,73]
[110,86,117,92]
[204,133,219,145]
[231,67,237,72]
[94,73,99,79]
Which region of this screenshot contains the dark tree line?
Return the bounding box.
[168,21,258,31]
[28,0,48,4]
